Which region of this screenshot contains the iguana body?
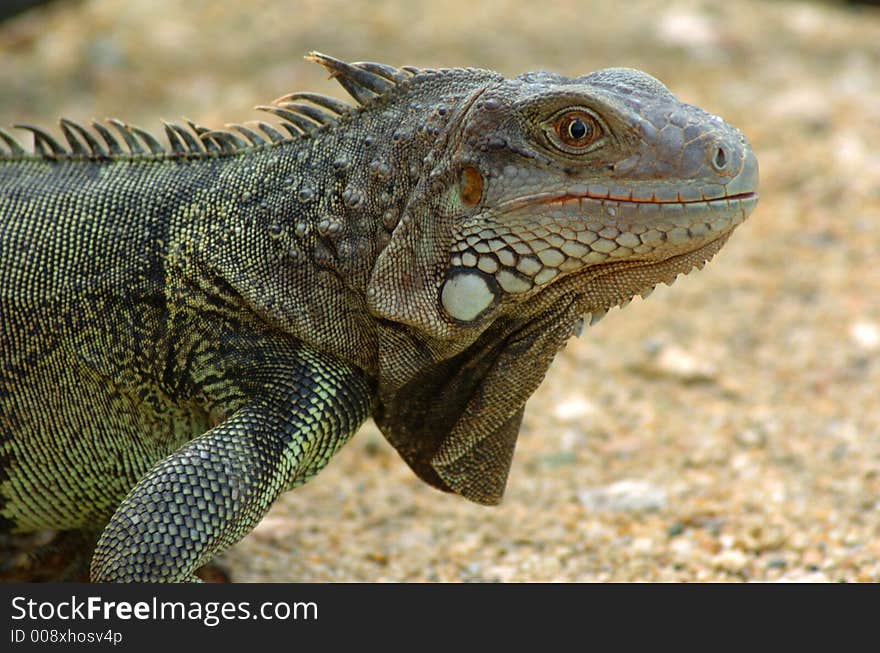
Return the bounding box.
[0,54,758,581]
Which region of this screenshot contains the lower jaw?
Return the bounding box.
[563,232,733,319]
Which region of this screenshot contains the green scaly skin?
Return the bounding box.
[0,54,758,581]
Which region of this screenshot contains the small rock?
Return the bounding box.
[485,564,517,583]
[657,8,721,49]
[632,537,655,555]
[633,344,717,383]
[670,537,694,559]
[776,570,831,583]
[850,320,880,350]
[655,345,717,382]
[736,426,767,447]
[464,562,482,577]
[667,522,686,537]
[538,450,578,468]
[712,549,749,573]
[554,396,597,422]
[802,548,825,568]
[578,479,668,513]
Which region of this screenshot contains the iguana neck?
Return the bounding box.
[164,68,500,375]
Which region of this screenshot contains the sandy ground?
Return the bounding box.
[1,0,878,582]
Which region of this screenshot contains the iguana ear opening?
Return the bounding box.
[367,206,508,339]
[372,301,578,504]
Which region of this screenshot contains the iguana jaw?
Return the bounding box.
[441,145,758,324]
[565,230,733,327]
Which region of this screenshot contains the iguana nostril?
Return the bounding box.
[713,146,727,170]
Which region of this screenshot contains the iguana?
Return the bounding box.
[0,53,758,582]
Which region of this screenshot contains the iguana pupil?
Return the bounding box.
[556,110,596,147]
[568,118,587,139]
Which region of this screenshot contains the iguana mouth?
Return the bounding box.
[498,188,758,213]
[497,144,760,213]
[446,146,758,313]
[447,192,750,310]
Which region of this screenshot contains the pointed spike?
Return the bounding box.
[195,130,230,152]
[14,124,66,157]
[589,310,608,326]
[0,127,26,156]
[570,317,585,339]
[277,122,304,139]
[255,105,314,135]
[32,139,49,157]
[60,118,106,157]
[186,120,220,153]
[108,119,145,154]
[200,129,248,152]
[167,121,203,153]
[185,119,209,134]
[640,286,655,300]
[273,92,353,116]
[59,122,88,155]
[352,60,409,84]
[305,51,390,105]
[306,52,395,94]
[199,135,230,153]
[163,121,186,154]
[90,121,123,155]
[331,77,376,106]
[228,123,266,147]
[251,120,285,143]
[619,298,632,309]
[128,125,165,155]
[276,102,337,126]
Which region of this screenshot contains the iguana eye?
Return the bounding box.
[548,108,604,153]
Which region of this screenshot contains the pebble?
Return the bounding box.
[850,321,879,350]
[654,345,717,382]
[775,571,831,583]
[578,479,668,513]
[553,396,597,422]
[657,7,722,49]
[711,549,749,574]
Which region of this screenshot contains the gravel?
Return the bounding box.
[1,0,878,582]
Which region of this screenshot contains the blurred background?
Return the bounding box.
[1,0,878,581]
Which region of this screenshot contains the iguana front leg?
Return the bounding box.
[90,345,373,582]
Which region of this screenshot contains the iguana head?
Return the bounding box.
[436,67,758,327]
[314,55,758,504]
[369,65,757,336]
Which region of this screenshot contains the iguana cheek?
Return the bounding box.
[440,270,497,322]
